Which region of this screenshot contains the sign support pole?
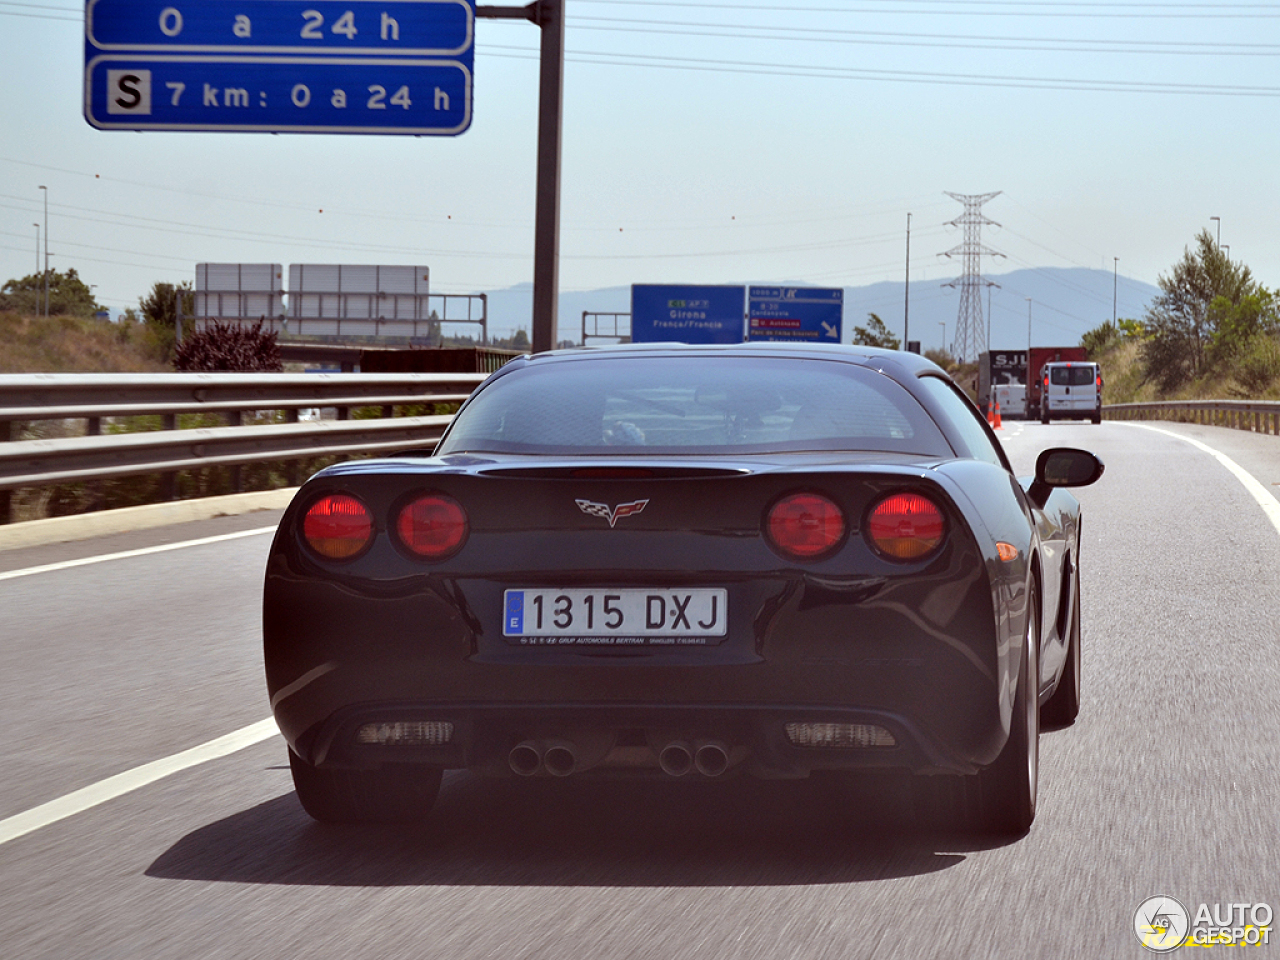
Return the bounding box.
[479,1,563,353]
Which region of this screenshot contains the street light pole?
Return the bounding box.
[1210,216,1220,247]
[1026,297,1032,353]
[904,212,911,350]
[39,185,48,317]
[1113,258,1118,325]
[33,223,39,275]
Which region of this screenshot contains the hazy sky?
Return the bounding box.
[1,0,1276,344]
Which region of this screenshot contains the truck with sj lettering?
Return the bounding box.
[977,350,1028,418]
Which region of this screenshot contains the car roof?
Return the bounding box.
[510,341,949,381]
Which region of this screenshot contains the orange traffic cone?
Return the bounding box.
[987,403,995,426]
[993,401,1003,429]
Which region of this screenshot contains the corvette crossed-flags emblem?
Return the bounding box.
[576,499,649,528]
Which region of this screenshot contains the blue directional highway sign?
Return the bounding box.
[630,285,746,345]
[84,0,474,134]
[746,286,843,342]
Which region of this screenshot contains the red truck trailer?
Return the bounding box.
[1026,346,1088,419]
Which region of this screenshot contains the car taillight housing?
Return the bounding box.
[303,493,374,560]
[866,492,945,561]
[396,493,469,560]
[765,492,846,560]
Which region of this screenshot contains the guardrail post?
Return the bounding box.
[287,408,300,486]
[161,413,178,501]
[226,409,243,492]
[86,416,102,511]
[1,420,10,524]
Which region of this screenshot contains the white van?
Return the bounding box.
[1040,361,1103,424]
[993,382,1027,420]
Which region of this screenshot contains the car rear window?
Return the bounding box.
[1049,365,1098,387]
[438,355,951,456]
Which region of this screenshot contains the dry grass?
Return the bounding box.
[0,311,169,373]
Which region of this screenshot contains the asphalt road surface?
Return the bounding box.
[2,419,1278,959]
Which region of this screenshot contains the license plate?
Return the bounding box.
[503,588,727,645]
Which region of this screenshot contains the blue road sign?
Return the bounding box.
[746,286,843,343]
[84,0,474,135]
[85,55,470,133]
[630,285,745,344]
[86,0,473,57]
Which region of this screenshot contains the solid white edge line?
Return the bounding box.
[0,718,279,847]
[0,526,278,582]
[1125,423,1280,537]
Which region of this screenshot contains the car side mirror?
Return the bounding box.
[1027,447,1105,507]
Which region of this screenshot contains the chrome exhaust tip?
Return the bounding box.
[659,741,694,777]
[509,741,543,777]
[694,740,730,777]
[542,742,577,777]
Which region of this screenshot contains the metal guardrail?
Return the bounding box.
[1106,400,1280,436]
[0,373,487,521]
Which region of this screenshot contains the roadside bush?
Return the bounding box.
[1233,335,1280,395]
[173,319,282,372]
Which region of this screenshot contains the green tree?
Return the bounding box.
[0,268,101,317]
[138,281,195,359]
[1207,289,1278,365]
[1143,230,1256,391]
[850,313,901,349]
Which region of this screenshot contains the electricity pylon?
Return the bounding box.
[942,192,1004,362]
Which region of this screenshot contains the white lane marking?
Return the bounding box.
[0,718,279,846]
[1126,423,1280,537]
[0,526,277,582]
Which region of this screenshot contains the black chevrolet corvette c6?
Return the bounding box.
[263,343,1103,833]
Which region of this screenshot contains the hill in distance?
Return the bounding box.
[478,267,1159,353]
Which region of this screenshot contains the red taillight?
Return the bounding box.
[866,493,945,561]
[303,494,374,560]
[396,494,469,560]
[766,493,846,560]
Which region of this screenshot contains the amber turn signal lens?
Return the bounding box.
[866,492,945,561]
[303,494,374,560]
[396,494,469,560]
[766,492,846,559]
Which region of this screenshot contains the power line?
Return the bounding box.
[486,45,1280,97]
[569,16,1280,55]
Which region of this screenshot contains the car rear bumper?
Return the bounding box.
[297,700,996,778]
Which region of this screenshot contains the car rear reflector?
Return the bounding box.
[866,492,945,561]
[356,721,454,746]
[396,493,469,560]
[303,493,374,560]
[766,492,846,560]
[785,722,896,748]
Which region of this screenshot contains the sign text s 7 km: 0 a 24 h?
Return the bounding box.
[84,0,475,135]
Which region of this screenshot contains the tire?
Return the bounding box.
[1041,568,1081,727]
[1091,410,1102,424]
[969,586,1040,833]
[289,750,442,824]
[916,587,1040,835]
[1041,410,1050,425]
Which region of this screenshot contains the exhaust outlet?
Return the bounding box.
[659,741,694,777]
[542,742,577,777]
[509,741,543,777]
[694,740,730,778]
